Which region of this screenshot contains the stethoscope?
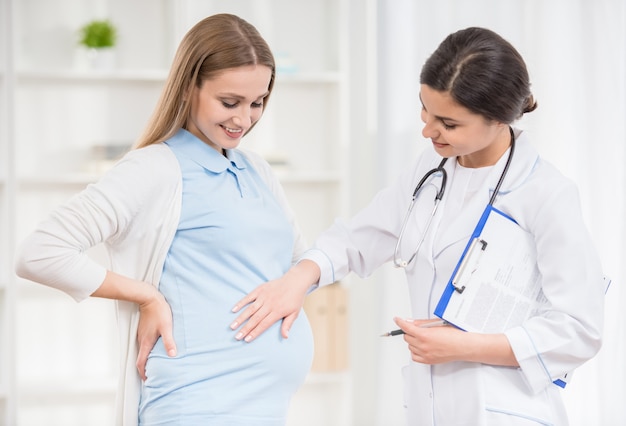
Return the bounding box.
[393,127,516,268]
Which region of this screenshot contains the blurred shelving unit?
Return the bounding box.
[0,0,351,425]
[0,0,16,423]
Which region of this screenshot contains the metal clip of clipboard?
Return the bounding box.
[451,237,488,294]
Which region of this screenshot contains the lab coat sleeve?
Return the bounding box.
[303,207,401,286]
[503,173,604,394]
[301,152,440,286]
[14,147,176,302]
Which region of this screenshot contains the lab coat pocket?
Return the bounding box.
[481,365,560,425]
[401,364,410,409]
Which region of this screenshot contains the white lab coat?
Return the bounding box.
[304,129,604,425]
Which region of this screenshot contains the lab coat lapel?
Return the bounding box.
[493,129,539,196]
[431,159,489,257]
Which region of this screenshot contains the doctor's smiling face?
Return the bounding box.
[420,84,511,168]
[186,64,272,154]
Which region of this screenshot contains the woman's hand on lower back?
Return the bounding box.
[136,290,177,380]
[91,271,177,380]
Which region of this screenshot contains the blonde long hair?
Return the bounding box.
[134,14,275,149]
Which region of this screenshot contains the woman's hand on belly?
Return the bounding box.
[230,260,320,343]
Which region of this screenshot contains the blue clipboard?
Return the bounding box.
[434,204,542,333]
[434,204,611,388]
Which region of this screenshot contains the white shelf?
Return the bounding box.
[17,170,343,189]
[16,69,169,83]
[14,70,343,85]
[277,71,344,84]
[18,379,117,402]
[17,173,100,188]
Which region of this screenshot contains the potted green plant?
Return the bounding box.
[79,19,117,49]
[77,19,118,69]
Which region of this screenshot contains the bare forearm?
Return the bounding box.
[91,270,160,306]
[285,259,321,291]
[93,271,176,378]
[463,332,518,367]
[394,318,519,367]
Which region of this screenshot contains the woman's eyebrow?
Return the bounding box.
[218,91,270,100]
[419,93,460,123]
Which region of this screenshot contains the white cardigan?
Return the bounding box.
[15,143,307,425]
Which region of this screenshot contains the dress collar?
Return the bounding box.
[167,129,248,173]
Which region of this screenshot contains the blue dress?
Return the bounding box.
[138,130,314,425]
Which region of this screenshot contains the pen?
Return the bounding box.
[380,319,449,337]
[380,329,405,337]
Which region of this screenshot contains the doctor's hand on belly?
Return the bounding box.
[393,317,519,367]
[230,260,321,343]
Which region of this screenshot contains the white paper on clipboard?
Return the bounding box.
[434,205,545,334]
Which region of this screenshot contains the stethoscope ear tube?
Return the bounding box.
[393,196,442,268]
[412,158,448,199]
[488,126,516,206]
[394,159,447,268]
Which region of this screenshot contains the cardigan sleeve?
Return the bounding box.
[14,145,180,302]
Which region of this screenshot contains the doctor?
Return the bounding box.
[231,27,605,425]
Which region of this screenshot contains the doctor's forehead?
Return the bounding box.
[419,86,473,121]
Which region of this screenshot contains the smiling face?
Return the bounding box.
[419,84,511,168]
[186,65,272,154]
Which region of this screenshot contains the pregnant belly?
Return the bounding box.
[140,311,314,422]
